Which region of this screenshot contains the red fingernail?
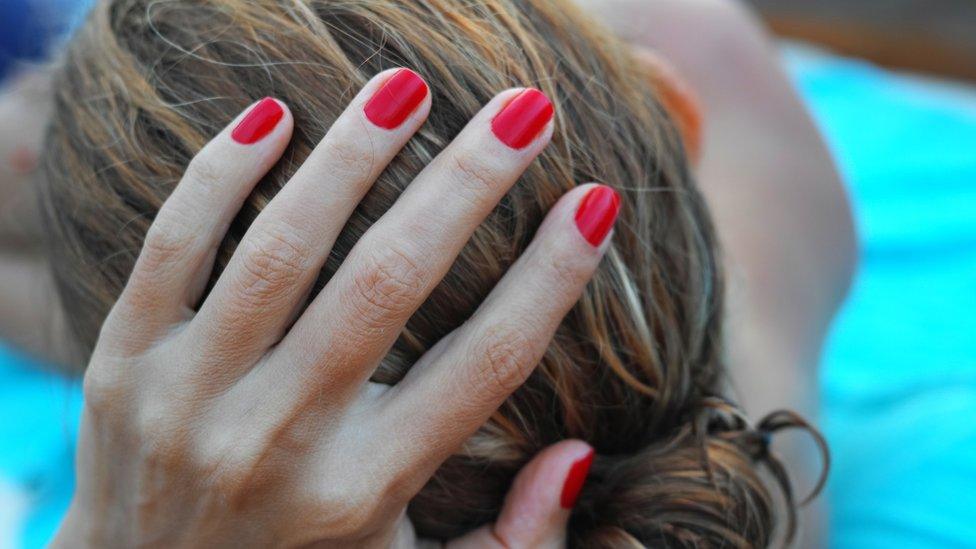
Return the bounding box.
[231,98,284,144]
[363,69,429,129]
[574,185,621,247]
[491,88,554,149]
[560,448,595,509]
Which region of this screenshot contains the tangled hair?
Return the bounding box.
[40,0,826,546]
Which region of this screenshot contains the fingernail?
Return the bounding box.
[574,185,621,247]
[363,69,429,129]
[491,88,554,149]
[231,98,284,144]
[560,448,595,509]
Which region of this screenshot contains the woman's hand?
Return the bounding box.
[53,68,618,547]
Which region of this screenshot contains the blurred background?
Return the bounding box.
[750,0,976,81]
[753,1,976,547]
[753,1,976,546]
[1,0,975,547]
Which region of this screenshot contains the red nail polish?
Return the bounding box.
[560,448,594,509]
[363,69,429,129]
[491,88,554,149]
[574,186,621,247]
[231,98,284,144]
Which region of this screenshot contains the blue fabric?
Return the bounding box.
[1,47,975,547]
[0,345,79,548]
[785,50,976,548]
[0,0,93,82]
[0,0,49,81]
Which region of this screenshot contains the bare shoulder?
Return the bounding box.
[578,4,854,543]
[581,0,857,360]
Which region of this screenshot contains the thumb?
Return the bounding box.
[446,440,594,549]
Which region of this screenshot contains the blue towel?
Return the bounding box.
[0,345,79,548]
[1,46,975,547]
[785,48,976,548]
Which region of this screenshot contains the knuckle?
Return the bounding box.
[186,428,270,504]
[449,147,506,201]
[311,485,383,539]
[233,222,313,307]
[96,303,159,356]
[200,453,257,503]
[184,154,225,190]
[140,435,187,475]
[140,215,195,271]
[546,247,592,289]
[348,244,427,326]
[206,468,249,504]
[327,135,376,185]
[82,361,130,418]
[474,323,540,399]
[379,463,424,504]
[137,408,224,480]
[136,410,193,472]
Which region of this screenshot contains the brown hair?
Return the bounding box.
[41,0,825,546]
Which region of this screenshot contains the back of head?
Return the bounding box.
[41,0,816,545]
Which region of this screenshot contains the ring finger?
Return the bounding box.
[188,68,431,381]
[262,86,556,404]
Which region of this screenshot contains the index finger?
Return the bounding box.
[379,183,619,474]
[109,98,293,345]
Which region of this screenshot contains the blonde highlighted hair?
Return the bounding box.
[41,0,824,545]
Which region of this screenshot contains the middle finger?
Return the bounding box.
[267,87,555,400]
[188,68,431,380]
